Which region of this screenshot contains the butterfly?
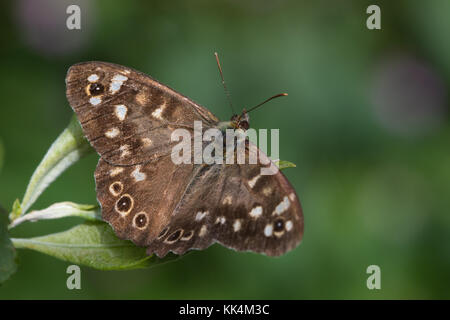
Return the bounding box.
[65,61,303,257]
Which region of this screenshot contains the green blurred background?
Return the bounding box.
[1,0,449,299]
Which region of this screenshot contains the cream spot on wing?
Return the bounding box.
[87,74,99,82]
[109,74,128,94]
[289,193,296,202]
[152,103,166,119]
[263,187,272,196]
[273,196,290,215]
[131,165,146,182]
[274,229,285,238]
[285,220,293,231]
[141,138,152,148]
[249,206,263,218]
[222,196,232,205]
[136,91,148,105]
[264,224,273,237]
[199,225,208,237]
[233,219,241,232]
[114,104,128,121]
[215,216,226,224]
[109,167,124,177]
[105,127,120,138]
[195,211,209,221]
[248,174,261,189]
[89,97,101,106]
[110,82,121,93]
[119,145,131,158]
[113,74,128,82]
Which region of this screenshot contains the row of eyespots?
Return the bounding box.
[109,181,149,230]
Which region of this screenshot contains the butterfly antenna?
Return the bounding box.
[246,93,288,114]
[214,52,235,115]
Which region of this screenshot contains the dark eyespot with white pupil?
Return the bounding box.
[274,219,284,232]
[117,195,132,211]
[135,213,147,228]
[89,83,104,95]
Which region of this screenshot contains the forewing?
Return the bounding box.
[66,61,219,165]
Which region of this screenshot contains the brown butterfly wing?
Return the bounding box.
[145,143,303,257]
[94,155,197,244]
[65,61,218,165]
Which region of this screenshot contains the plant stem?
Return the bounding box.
[15,115,93,219]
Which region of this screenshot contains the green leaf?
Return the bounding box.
[18,115,93,217]
[274,159,297,170]
[11,221,177,270]
[9,202,101,229]
[0,210,17,284]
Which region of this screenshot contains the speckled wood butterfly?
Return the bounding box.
[65,61,303,257]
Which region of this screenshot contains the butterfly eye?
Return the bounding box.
[89,83,104,96]
[274,218,284,232]
[239,120,249,130]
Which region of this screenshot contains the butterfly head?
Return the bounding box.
[230,110,250,131]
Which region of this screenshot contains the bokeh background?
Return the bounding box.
[1,0,449,299]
